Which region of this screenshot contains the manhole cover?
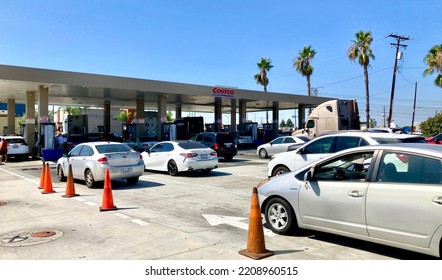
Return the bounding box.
[0,229,63,247]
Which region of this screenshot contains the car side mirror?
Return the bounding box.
[297,148,305,154]
[304,166,315,181]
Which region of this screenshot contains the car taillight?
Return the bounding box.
[211,152,217,156]
[179,153,198,158]
[139,154,143,160]
[214,143,219,150]
[97,157,108,164]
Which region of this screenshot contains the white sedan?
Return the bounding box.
[56,142,145,188]
[257,136,309,158]
[141,140,218,176]
[258,143,442,258]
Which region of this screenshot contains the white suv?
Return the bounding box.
[0,135,30,160]
[267,131,425,177]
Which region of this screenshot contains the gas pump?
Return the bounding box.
[39,123,62,160]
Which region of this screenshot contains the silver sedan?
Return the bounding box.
[258,143,442,257]
[256,136,309,158]
[56,141,145,188]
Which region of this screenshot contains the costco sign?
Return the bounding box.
[212,87,235,98]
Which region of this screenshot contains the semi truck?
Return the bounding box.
[293,99,360,138]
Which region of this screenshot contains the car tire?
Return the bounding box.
[167,160,179,176]
[84,169,97,188]
[259,148,268,158]
[272,165,290,177]
[126,176,139,185]
[57,164,66,182]
[264,197,298,235]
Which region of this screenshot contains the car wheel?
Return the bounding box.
[84,169,97,188]
[272,166,290,177]
[167,160,179,176]
[259,148,268,158]
[264,197,298,235]
[126,176,139,185]
[57,164,66,182]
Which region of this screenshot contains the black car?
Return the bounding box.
[195,132,237,161]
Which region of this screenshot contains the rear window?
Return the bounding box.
[178,142,209,149]
[216,133,235,143]
[5,138,26,144]
[96,144,132,153]
[372,137,397,144]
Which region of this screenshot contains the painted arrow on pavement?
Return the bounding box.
[202,214,276,237]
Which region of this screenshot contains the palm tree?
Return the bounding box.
[293,45,317,96]
[254,58,273,123]
[348,30,375,127]
[423,44,442,88]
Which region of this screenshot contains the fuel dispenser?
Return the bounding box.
[39,122,62,160]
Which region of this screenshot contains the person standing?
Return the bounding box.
[0,138,7,163]
[56,133,65,151]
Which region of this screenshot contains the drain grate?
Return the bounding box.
[0,229,63,247]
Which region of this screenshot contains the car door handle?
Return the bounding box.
[348,190,364,198]
[433,197,442,205]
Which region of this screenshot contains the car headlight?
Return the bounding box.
[257,178,270,188]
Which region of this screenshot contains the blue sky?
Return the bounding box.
[1,0,441,127]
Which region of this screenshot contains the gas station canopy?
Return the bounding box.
[0,64,332,113]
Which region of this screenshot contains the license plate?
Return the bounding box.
[201,154,208,159]
[225,143,232,147]
[121,168,132,174]
[12,145,18,148]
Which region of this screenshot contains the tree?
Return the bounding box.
[254,58,273,123]
[254,58,273,92]
[279,119,286,128]
[423,44,442,88]
[286,118,294,128]
[348,30,375,128]
[166,111,174,122]
[419,112,442,136]
[63,106,84,115]
[114,110,132,123]
[293,45,317,96]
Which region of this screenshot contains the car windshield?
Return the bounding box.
[178,142,209,149]
[6,138,26,144]
[96,144,132,153]
[297,136,311,142]
[397,137,426,143]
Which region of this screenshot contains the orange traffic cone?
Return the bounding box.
[62,164,79,198]
[99,169,117,211]
[239,187,274,260]
[42,163,55,194]
[38,161,46,189]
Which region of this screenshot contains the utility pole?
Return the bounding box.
[411,82,417,133]
[387,34,410,127]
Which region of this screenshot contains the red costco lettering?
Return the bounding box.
[212,88,234,95]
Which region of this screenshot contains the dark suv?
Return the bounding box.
[195,132,237,161]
